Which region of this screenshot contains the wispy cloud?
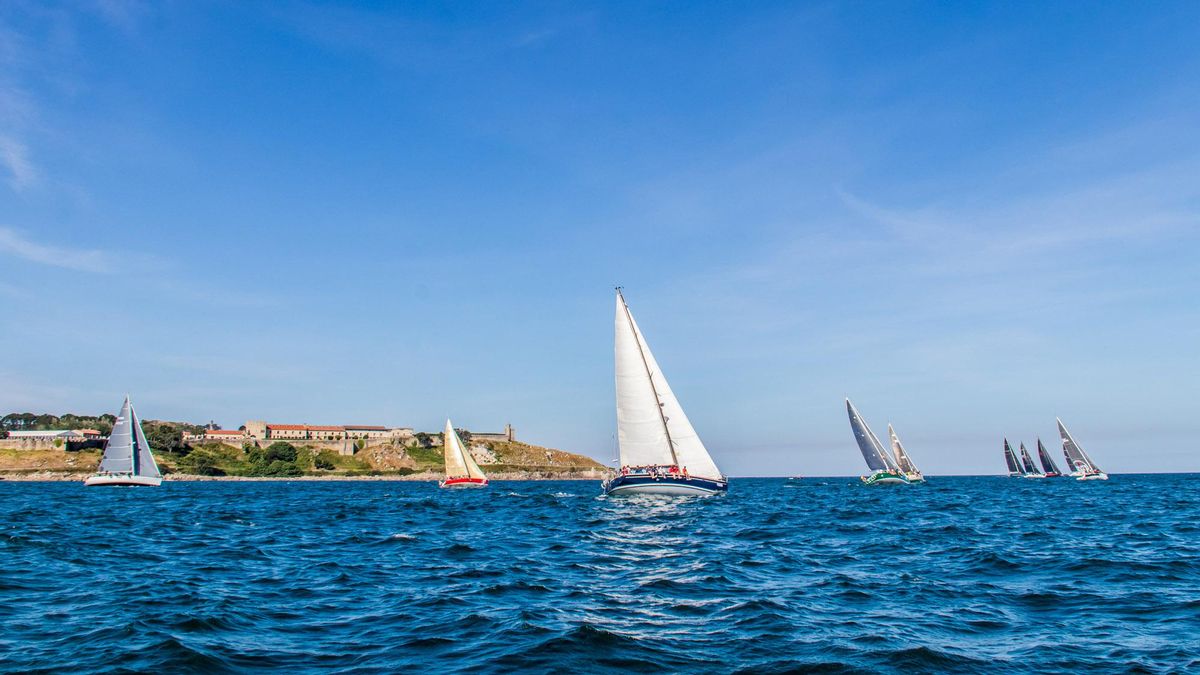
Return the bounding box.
[0,135,36,189]
[0,226,113,272]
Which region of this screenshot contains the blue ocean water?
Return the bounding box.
[2,476,1198,673]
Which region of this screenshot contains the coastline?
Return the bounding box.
[0,469,613,482]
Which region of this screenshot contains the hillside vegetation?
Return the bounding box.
[0,413,606,478]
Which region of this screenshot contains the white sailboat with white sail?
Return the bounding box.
[847,399,910,485]
[888,424,925,483]
[602,288,727,496]
[84,396,162,487]
[440,419,489,488]
[1057,418,1107,481]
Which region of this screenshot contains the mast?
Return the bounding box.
[617,288,678,467]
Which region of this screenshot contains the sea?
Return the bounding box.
[2,475,1198,673]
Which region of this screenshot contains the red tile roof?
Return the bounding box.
[206,430,244,436]
[306,425,345,431]
[344,425,387,430]
[267,424,306,430]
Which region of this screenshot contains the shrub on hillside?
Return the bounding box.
[264,442,298,463]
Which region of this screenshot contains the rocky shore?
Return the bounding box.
[1,468,613,482]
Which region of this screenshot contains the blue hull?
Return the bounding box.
[603,474,728,496]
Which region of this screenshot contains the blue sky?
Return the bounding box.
[2,1,1198,475]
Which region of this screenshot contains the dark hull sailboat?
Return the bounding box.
[604,289,727,496]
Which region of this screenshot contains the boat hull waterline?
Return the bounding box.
[439,477,489,489]
[84,474,162,487]
[1077,473,1109,481]
[603,474,727,496]
[861,471,912,486]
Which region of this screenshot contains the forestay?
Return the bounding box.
[614,291,723,480]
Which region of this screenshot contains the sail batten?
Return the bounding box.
[613,291,722,479]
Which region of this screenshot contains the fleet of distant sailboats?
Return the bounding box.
[999,420,1106,481]
[78,288,1113,492]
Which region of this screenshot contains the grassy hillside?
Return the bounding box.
[0,436,606,478]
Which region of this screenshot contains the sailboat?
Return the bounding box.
[602,289,727,496]
[847,399,910,485]
[1036,438,1063,477]
[439,419,489,488]
[888,424,925,483]
[1003,438,1022,477]
[1018,442,1045,478]
[1057,418,1107,481]
[84,396,162,487]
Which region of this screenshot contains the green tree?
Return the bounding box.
[264,442,298,463]
[313,450,338,470]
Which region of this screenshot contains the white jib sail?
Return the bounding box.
[889,424,918,475]
[130,400,161,478]
[443,419,486,480]
[615,291,723,480]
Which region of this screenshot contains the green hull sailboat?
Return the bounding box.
[846,399,912,486]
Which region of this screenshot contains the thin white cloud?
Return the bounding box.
[0,135,35,190]
[0,226,113,273]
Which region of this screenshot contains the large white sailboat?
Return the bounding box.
[602,289,727,496]
[84,396,162,487]
[440,419,489,488]
[1057,418,1107,481]
[847,399,910,485]
[888,424,925,483]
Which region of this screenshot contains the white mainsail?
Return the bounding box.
[846,399,900,473]
[888,424,919,475]
[1057,418,1101,474]
[614,290,722,480]
[97,397,161,478]
[443,419,486,480]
